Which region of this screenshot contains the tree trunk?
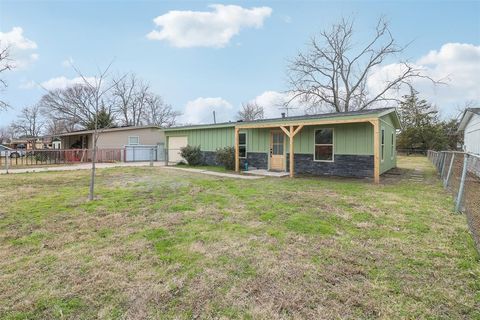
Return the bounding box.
[88,134,97,201]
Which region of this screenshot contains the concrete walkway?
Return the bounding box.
[0,162,164,175]
[0,162,263,180]
[162,166,263,180]
[244,169,290,177]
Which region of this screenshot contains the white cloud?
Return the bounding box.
[19,80,37,89]
[179,92,309,124]
[0,27,38,69]
[40,76,97,90]
[0,27,37,50]
[251,90,305,118]
[62,57,74,67]
[367,43,480,116]
[180,97,234,124]
[146,4,272,48]
[281,15,292,24]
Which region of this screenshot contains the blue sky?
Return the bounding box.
[0,0,479,126]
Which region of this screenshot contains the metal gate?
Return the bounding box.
[125,145,165,162]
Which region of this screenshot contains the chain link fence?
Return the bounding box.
[428,150,480,251]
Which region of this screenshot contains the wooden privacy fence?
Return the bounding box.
[428,150,480,251]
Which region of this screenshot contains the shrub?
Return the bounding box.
[216,147,235,170]
[180,145,202,166]
[34,151,50,162]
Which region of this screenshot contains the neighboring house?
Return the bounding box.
[10,138,44,150]
[164,108,401,183]
[55,125,165,161]
[458,108,480,155]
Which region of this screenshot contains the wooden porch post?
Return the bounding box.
[289,126,294,177]
[371,120,380,184]
[234,127,240,172]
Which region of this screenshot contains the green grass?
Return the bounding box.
[0,156,478,319]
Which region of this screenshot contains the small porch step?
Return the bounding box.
[243,169,289,177]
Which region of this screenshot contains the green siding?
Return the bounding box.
[246,129,270,153]
[287,123,373,155]
[379,114,397,174]
[165,127,234,151]
[165,122,375,156]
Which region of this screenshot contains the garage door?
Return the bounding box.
[168,136,188,163]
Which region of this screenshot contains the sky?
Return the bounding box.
[0,0,479,127]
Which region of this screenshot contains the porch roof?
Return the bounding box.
[236,108,400,129]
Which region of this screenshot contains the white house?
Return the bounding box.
[458,108,480,155]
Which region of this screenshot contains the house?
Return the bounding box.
[54,125,165,161]
[458,108,480,155]
[163,108,401,183]
[10,137,44,150]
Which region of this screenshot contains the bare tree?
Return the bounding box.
[44,118,72,135]
[237,102,265,121]
[74,64,121,200]
[0,126,13,144]
[142,94,180,127]
[0,44,14,110]
[287,17,439,113]
[40,62,122,200]
[10,104,45,148]
[112,73,150,126]
[40,84,100,130]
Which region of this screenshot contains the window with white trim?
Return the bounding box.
[381,129,385,162]
[314,128,334,161]
[239,132,247,158]
[128,136,139,145]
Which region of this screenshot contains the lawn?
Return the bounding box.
[0,156,478,319]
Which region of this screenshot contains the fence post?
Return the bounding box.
[5,150,9,174]
[444,153,455,188]
[441,152,450,179]
[150,147,154,167]
[455,153,469,213]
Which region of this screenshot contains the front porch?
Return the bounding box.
[234,118,382,183]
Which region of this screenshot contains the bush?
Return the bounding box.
[34,151,50,162]
[216,147,235,170]
[180,145,203,166]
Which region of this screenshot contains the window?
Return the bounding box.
[128,136,139,145]
[391,132,395,160]
[272,132,284,155]
[239,132,247,158]
[314,128,333,161]
[381,129,385,162]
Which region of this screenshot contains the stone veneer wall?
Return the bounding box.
[287,153,374,178]
[200,151,268,170]
[241,152,268,170]
[201,151,373,178]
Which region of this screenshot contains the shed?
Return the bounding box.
[164,108,401,183]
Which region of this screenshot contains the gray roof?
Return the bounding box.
[53,125,161,137]
[458,108,480,131]
[165,107,397,131]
